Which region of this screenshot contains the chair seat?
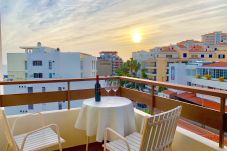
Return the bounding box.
[14,127,65,151]
[106,132,142,151]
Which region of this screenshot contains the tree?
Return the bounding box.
[125,58,141,77]
[158,86,167,92]
[116,63,130,76]
[116,58,141,77]
[141,69,148,79]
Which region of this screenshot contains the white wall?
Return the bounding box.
[81,55,96,78]
[0,109,224,151]
[169,63,188,85]
[7,53,26,80]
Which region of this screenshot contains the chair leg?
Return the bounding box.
[86,136,89,151]
[58,142,62,151]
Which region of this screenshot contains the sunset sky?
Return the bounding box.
[1,0,227,63]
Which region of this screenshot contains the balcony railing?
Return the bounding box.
[0,76,226,148]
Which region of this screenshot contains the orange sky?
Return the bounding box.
[1,0,227,63]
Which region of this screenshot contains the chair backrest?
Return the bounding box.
[139,106,182,151]
[0,107,19,151]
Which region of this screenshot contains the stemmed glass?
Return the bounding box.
[104,80,112,95]
[111,80,120,95]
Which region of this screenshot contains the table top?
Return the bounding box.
[83,96,132,108]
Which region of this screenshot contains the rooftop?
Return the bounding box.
[176,92,227,112]
[202,62,227,68]
[99,51,118,54]
[189,45,205,52]
[163,90,177,95]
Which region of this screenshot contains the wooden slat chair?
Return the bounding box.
[104,106,182,151]
[0,107,65,151]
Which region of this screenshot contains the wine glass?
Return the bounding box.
[111,80,120,95]
[104,80,112,95]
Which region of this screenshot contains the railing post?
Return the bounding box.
[151,85,155,111]
[219,97,226,148]
[0,95,2,107]
[67,81,71,110]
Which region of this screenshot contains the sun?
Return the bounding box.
[132,32,142,43]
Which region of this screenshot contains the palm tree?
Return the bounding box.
[116,63,130,76]
[125,58,141,77]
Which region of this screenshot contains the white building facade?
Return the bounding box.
[8,42,96,81]
[4,42,97,115]
[168,61,227,105]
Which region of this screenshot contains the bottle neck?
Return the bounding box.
[96,75,99,83]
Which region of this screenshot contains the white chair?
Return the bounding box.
[104,106,182,151]
[0,107,65,151]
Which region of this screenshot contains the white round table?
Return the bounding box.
[75,96,136,142]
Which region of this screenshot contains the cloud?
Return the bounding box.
[0,0,227,63]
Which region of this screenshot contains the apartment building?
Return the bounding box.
[202,31,227,46]
[98,51,123,75]
[96,60,112,76]
[134,32,227,82]
[132,50,151,64]
[7,42,96,81]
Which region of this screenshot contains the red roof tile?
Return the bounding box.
[202,62,227,67]
[177,44,187,49]
[177,92,227,112]
[160,47,177,52]
[177,92,195,99]
[189,45,205,52]
[163,90,177,96]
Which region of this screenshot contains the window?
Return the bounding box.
[191,54,198,58]
[25,73,28,79]
[201,54,204,58]
[42,87,46,92]
[183,53,187,58]
[34,73,43,78]
[80,60,83,70]
[49,61,52,69]
[187,82,192,86]
[218,54,225,59]
[224,70,227,79]
[166,55,172,58]
[209,54,212,58]
[58,102,62,110]
[27,87,33,93]
[33,60,42,66]
[49,73,52,78]
[25,61,27,70]
[28,104,34,110]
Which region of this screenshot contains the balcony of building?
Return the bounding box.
[0,76,227,151]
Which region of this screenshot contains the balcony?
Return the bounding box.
[0,76,227,150]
